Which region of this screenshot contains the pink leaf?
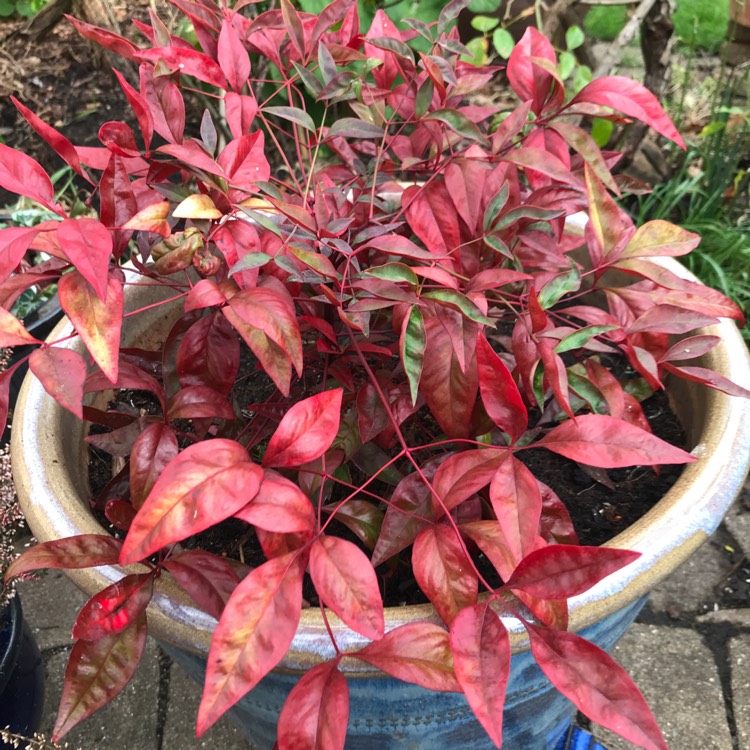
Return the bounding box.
[0,307,42,348]
[72,573,153,640]
[263,389,343,468]
[0,142,58,212]
[489,454,543,564]
[309,535,384,640]
[5,535,122,583]
[119,440,263,564]
[218,19,251,92]
[0,225,42,284]
[506,27,563,115]
[58,271,123,383]
[197,551,305,735]
[164,549,241,620]
[225,92,259,140]
[413,525,478,626]
[53,615,147,742]
[129,423,179,510]
[505,545,639,599]
[527,625,668,750]
[29,348,87,419]
[535,414,696,468]
[571,76,685,148]
[627,304,717,335]
[277,660,349,750]
[450,602,510,747]
[663,363,750,399]
[356,621,461,692]
[235,469,316,533]
[477,332,528,442]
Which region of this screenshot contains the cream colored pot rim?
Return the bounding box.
[11,258,750,673]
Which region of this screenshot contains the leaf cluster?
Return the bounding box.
[1,1,747,748]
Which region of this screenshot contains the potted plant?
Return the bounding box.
[3,2,750,748]
[0,432,44,746]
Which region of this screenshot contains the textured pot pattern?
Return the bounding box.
[11,263,750,747]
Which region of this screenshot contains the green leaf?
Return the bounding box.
[565,25,585,51]
[537,263,581,309]
[573,64,593,92]
[328,118,385,139]
[238,207,283,238]
[292,62,323,97]
[468,0,501,11]
[483,182,510,232]
[422,289,494,326]
[415,77,435,119]
[554,325,618,354]
[366,36,415,64]
[566,370,606,414]
[365,263,419,286]
[400,306,426,406]
[559,50,575,81]
[471,14,499,32]
[483,234,511,258]
[438,0,472,36]
[263,106,317,133]
[425,109,489,147]
[463,37,489,66]
[228,253,273,276]
[492,28,514,59]
[492,205,564,232]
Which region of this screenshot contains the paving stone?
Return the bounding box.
[697,608,750,627]
[724,502,750,557]
[16,571,88,650]
[38,641,160,750]
[162,658,253,749]
[647,538,733,617]
[730,635,750,750]
[590,624,732,750]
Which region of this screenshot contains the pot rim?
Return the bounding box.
[11,260,750,672]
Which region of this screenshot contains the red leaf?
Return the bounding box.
[527,625,668,750]
[137,46,227,89]
[506,545,639,599]
[114,70,154,153]
[72,573,154,640]
[489,454,543,565]
[432,448,504,516]
[66,15,140,60]
[119,439,263,564]
[535,414,696,468]
[84,359,165,413]
[660,334,720,363]
[571,75,684,148]
[277,660,349,750]
[263,389,343,468]
[29,347,87,419]
[177,312,239,396]
[225,92,259,140]
[52,615,147,742]
[122,201,171,236]
[0,225,42,284]
[663,363,750,399]
[449,602,510,748]
[164,549,240,620]
[280,0,307,57]
[310,535,383,639]
[218,19,251,92]
[476,332,527,442]
[12,97,90,181]
[167,385,235,421]
[197,551,305,735]
[403,182,461,258]
[365,234,445,262]
[370,458,441,567]
[223,286,303,396]
[0,307,42,347]
[627,304,717,335]
[356,622,461,692]
[413,525,478,626]
[506,27,562,115]
[0,142,58,212]
[129,423,179,510]
[235,469,316,533]
[185,279,226,312]
[59,271,123,383]
[459,521,517,582]
[5,535,123,583]
[217,132,271,194]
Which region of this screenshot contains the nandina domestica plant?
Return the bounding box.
[3,0,749,747]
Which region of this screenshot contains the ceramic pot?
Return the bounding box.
[11,263,750,748]
[0,596,45,747]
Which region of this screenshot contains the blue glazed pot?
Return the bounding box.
[162,596,646,749]
[0,596,45,747]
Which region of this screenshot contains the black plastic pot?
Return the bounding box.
[0,596,44,747]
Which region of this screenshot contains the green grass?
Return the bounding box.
[584,0,729,50]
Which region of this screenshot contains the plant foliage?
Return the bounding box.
[2,1,748,748]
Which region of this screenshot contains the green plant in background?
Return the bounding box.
[0,0,44,18]
[630,67,750,337]
[584,0,728,50]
